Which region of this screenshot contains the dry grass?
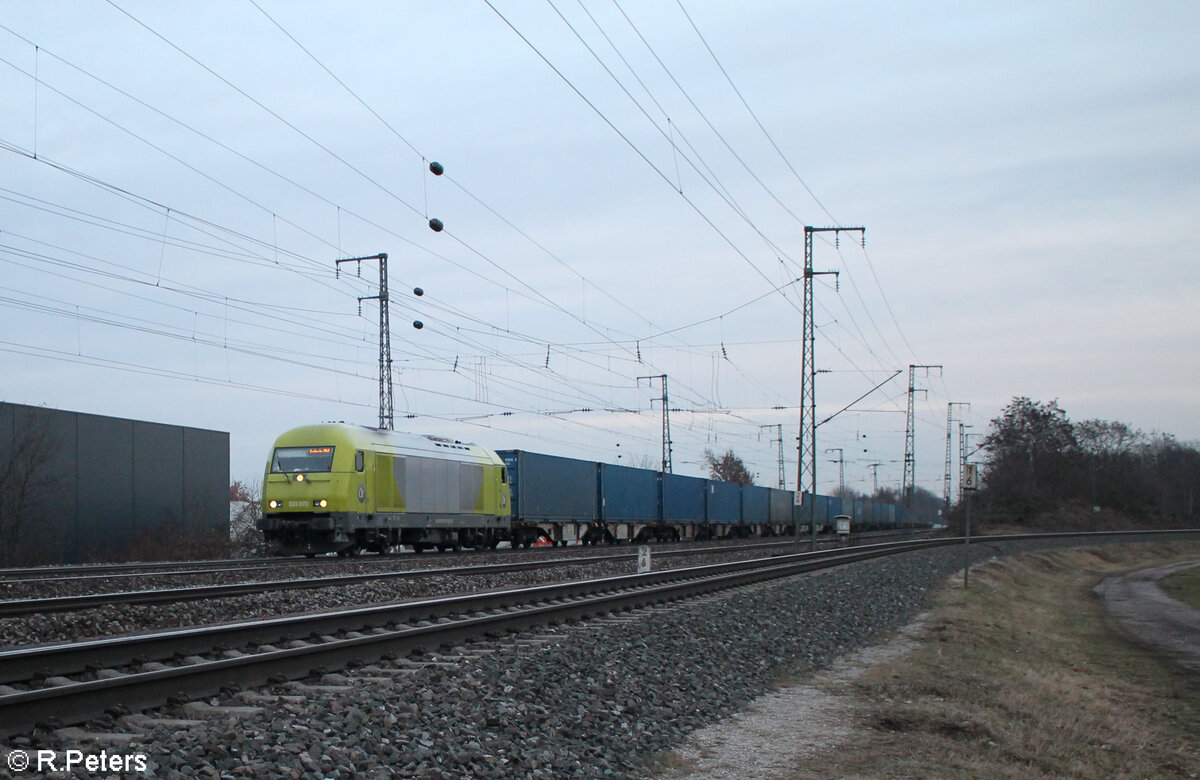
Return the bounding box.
[781,542,1200,779]
[1160,563,1200,611]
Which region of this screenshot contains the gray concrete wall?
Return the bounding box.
[0,403,229,564]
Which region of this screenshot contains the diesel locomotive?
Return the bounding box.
[257,423,509,556]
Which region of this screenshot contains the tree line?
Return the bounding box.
[974,397,1199,527]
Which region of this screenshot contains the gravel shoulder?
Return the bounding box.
[651,613,932,780]
[650,540,1200,780]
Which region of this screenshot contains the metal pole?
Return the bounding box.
[964,489,972,588]
[761,424,785,489]
[798,226,861,548]
[335,253,391,429]
[903,364,941,508]
[944,402,969,514]
[962,462,978,588]
[378,254,392,430]
[944,404,954,513]
[638,374,672,473]
[826,448,844,495]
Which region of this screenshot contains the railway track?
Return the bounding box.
[0,532,914,584]
[0,537,948,737]
[0,542,751,583]
[4,530,1194,739]
[0,549,660,617]
[0,537,883,617]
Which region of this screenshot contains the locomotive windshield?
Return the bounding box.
[271,446,335,474]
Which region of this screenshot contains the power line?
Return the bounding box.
[0,6,932,480]
[674,0,839,225]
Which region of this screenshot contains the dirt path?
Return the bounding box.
[1095,559,1200,676]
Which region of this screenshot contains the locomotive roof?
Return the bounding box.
[271,423,499,463]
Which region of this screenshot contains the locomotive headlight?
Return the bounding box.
[295,474,306,483]
[314,499,328,508]
[268,500,280,509]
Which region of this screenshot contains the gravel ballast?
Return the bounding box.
[8,536,1193,779]
[0,545,783,647]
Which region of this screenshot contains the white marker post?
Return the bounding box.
[637,545,652,574]
[962,463,979,588]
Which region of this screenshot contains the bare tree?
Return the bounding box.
[977,396,1200,527]
[0,414,58,566]
[229,479,266,557]
[703,448,755,485]
[980,397,1077,512]
[628,453,658,471]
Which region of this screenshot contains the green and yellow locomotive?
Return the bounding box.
[258,423,510,556]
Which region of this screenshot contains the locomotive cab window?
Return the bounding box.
[500,467,507,484]
[271,446,335,474]
[355,450,364,472]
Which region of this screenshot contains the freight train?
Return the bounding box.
[257,423,917,556]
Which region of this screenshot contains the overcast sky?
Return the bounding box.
[1,1,1197,500]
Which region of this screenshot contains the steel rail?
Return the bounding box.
[0,532,914,583]
[0,538,947,737]
[0,538,947,685]
[0,556,628,617]
[0,558,304,581]
[0,542,748,582]
[2,530,1195,737]
[0,537,868,617]
[1,528,1189,620]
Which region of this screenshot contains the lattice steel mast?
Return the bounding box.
[639,374,672,473]
[943,402,970,513]
[760,424,785,489]
[799,226,863,547]
[826,448,845,495]
[336,253,392,430]
[903,364,942,506]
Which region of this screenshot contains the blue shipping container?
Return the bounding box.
[741,484,770,525]
[706,480,741,524]
[661,473,706,525]
[598,462,658,523]
[795,492,833,529]
[497,450,598,523]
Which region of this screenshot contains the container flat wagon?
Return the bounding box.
[498,449,601,545]
[767,488,794,536]
[739,484,771,537]
[705,480,741,539]
[599,462,661,542]
[661,472,707,541]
